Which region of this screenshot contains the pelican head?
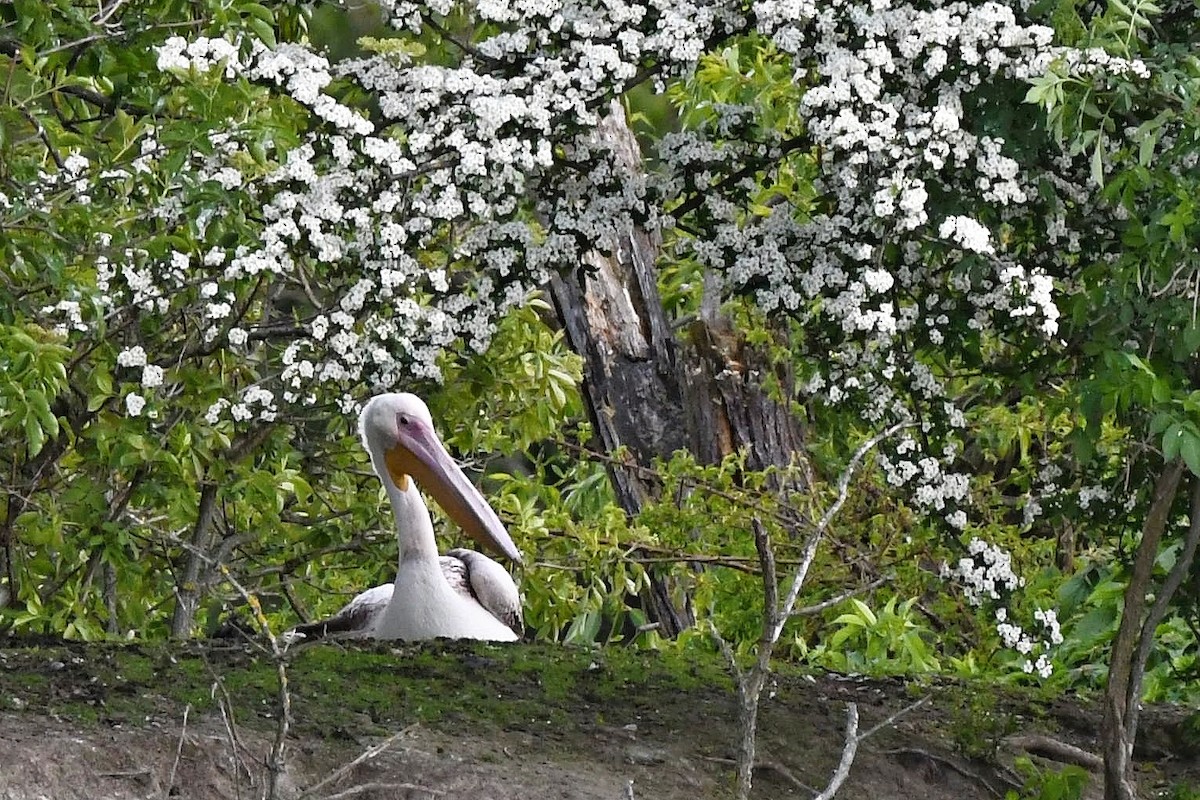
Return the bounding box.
[359,393,522,563]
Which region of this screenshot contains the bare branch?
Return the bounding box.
[298,725,421,800]
[321,783,442,800]
[814,703,860,800]
[162,703,191,800]
[217,566,290,800]
[792,576,889,616]
[774,422,914,643]
[1004,733,1104,771]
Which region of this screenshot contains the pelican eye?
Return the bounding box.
[398,413,411,427]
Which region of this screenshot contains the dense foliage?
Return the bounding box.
[1,0,1198,729]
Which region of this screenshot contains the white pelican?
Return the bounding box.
[289,393,523,642]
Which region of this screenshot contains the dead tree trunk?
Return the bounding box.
[549,102,809,636]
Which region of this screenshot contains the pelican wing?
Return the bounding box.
[445,548,524,637]
[287,583,392,642]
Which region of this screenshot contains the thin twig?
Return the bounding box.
[321,783,442,800]
[882,748,1011,797]
[162,703,191,800]
[555,438,814,533]
[774,422,914,642]
[217,565,290,800]
[757,758,816,794]
[792,576,890,616]
[699,756,818,793]
[814,703,860,800]
[91,0,128,25]
[629,553,798,575]
[205,660,257,797]
[17,107,65,169]
[298,725,421,800]
[857,694,931,742]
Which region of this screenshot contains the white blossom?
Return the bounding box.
[141,364,165,389]
[117,346,148,368]
[125,393,146,417]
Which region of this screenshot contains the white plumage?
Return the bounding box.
[289,394,522,643]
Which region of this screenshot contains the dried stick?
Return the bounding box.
[298,724,420,800]
[814,703,860,800]
[1004,733,1104,771]
[320,782,442,800]
[718,422,913,800]
[217,565,291,800]
[162,703,191,800]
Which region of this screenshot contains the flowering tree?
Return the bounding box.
[3,0,1199,795]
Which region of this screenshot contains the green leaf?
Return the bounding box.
[246,17,276,48]
[1149,411,1174,435]
[1163,423,1183,461]
[24,412,45,458]
[1180,430,1200,477]
[563,609,602,645]
[1108,0,1133,18]
[240,2,275,23]
[1090,139,1105,187]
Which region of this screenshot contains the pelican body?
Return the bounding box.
[292,393,522,642]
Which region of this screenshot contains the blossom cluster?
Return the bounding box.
[944,542,1060,676]
[155,36,246,78]
[942,537,1026,606]
[36,0,1140,445]
[994,606,1062,677]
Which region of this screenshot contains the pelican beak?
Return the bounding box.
[384,422,522,564]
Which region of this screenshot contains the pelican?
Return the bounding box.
[289,393,523,643]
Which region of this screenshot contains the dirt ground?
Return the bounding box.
[0,637,1196,800]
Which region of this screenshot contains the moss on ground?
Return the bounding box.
[2,636,1198,799]
[0,637,732,742]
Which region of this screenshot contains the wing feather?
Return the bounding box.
[445,548,524,637]
[286,583,391,642]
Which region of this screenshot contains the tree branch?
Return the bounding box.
[1126,474,1200,739]
[773,422,914,641]
[1102,457,1186,800]
[814,703,860,800]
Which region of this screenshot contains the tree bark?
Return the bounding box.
[550,102,809,636]
[1101,458,1187,800]
[170,480,220,639]
[169,423,276,638]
